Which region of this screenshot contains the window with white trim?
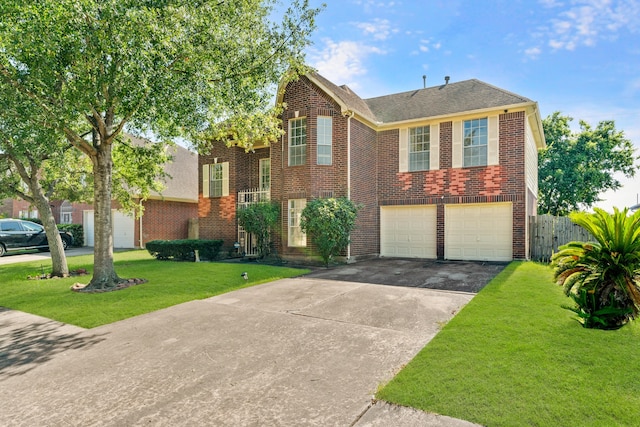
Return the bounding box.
[288,199,307,247]
[463,118,488,167]
[259,158,270,190]
[211,163,225,197]
[202,162,229,198]
[317,116,332,165]
[288,117,307,166]
[409,126,430,171]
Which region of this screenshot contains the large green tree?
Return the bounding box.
[0,129,84,276]
[0,0,319,290]
[538,112,638,216]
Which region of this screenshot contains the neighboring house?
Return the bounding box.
[0,198,39,219]
[199,72,545,262]
[1,138,198,248]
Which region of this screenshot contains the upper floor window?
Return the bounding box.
[409,126,430,171]
[259,158,270,190]
[288,117,307,166]
[317,116,332,165]
[463,118,488,167]
[210,163,225,197]
[202,162,229,198]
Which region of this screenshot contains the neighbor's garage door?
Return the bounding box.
[83,209,135,248]
[380,205,437,258]
[445,203,512,261]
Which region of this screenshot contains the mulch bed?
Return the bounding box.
[71,278,148,293]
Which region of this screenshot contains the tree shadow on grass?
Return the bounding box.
[0,307,107,381]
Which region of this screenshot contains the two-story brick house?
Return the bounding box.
[199,72,545,262]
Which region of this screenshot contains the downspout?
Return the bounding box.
[345,111,355,261]
[139,199,144,249]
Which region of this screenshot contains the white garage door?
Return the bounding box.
[83,210,94,247]
[445,203,512,261]
[83,210,135,248]
[380,205,437,258]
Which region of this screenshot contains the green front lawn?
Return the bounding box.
[377,262,640,427]
[0,250,308,328]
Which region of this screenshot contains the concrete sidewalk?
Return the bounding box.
[0,278,480,426]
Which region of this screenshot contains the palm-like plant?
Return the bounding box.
[551,208,640,329]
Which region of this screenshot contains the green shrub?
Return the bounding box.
[237,202,280,258]
[146,239,223,261]
[21,217,42,224]
[552,207,640,329]
[58,223,84,247]
[300,197,360,267]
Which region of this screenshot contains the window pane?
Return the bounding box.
[463,118,488,167]
[288,199,307,246]
[408,126,430,171]
[289,118,307,166]
[210,163,225,197]
[317,116,332,165]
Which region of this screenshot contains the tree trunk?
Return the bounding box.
[84,142,121,290]
[8,152,69,277]
[30,189,69,277]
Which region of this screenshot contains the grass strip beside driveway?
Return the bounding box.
[0,250,308,328]
[377,261,640,427]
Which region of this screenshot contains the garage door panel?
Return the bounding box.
[381,206,437,258]
[445,203,512,262]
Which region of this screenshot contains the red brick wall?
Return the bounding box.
[137,199,197,246]
[199,143,269,251]
[274,77,349,259]
[198,81,531,261]
[378,111,528,259]
[350,119,379,258]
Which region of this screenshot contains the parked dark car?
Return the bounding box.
[0,219,73,257]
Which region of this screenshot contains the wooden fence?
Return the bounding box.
[529,214,593,262]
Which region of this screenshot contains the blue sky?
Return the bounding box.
[303,0,640,211]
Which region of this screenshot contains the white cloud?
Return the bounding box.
[417,38,442,54]
[537,0,640,52]
[524,46,542,59]
[307,38,386,89]
[354,18,393,41]
[351,0,398,14]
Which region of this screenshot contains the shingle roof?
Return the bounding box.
[126,134,198,203]
[364,79,534,124]
[308,72,378,123]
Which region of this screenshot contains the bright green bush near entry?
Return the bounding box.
[552,207,640,329]
[236,202,279,258]
[146,239,223,261]
[300,197,360,266]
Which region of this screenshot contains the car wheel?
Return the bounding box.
[0,244,6,257]
[62,237,70,250]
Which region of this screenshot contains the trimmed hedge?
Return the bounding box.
[58,223,84,247]
[146,239,224,261]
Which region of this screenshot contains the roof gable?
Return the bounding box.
[305,73,378,124]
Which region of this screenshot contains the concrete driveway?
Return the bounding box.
[0,275,480,426]
[0,247,94,266]
[304,258,507,293]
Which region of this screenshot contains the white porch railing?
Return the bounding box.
[237,188,270,256]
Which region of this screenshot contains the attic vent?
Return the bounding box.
[445,76,450,85]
